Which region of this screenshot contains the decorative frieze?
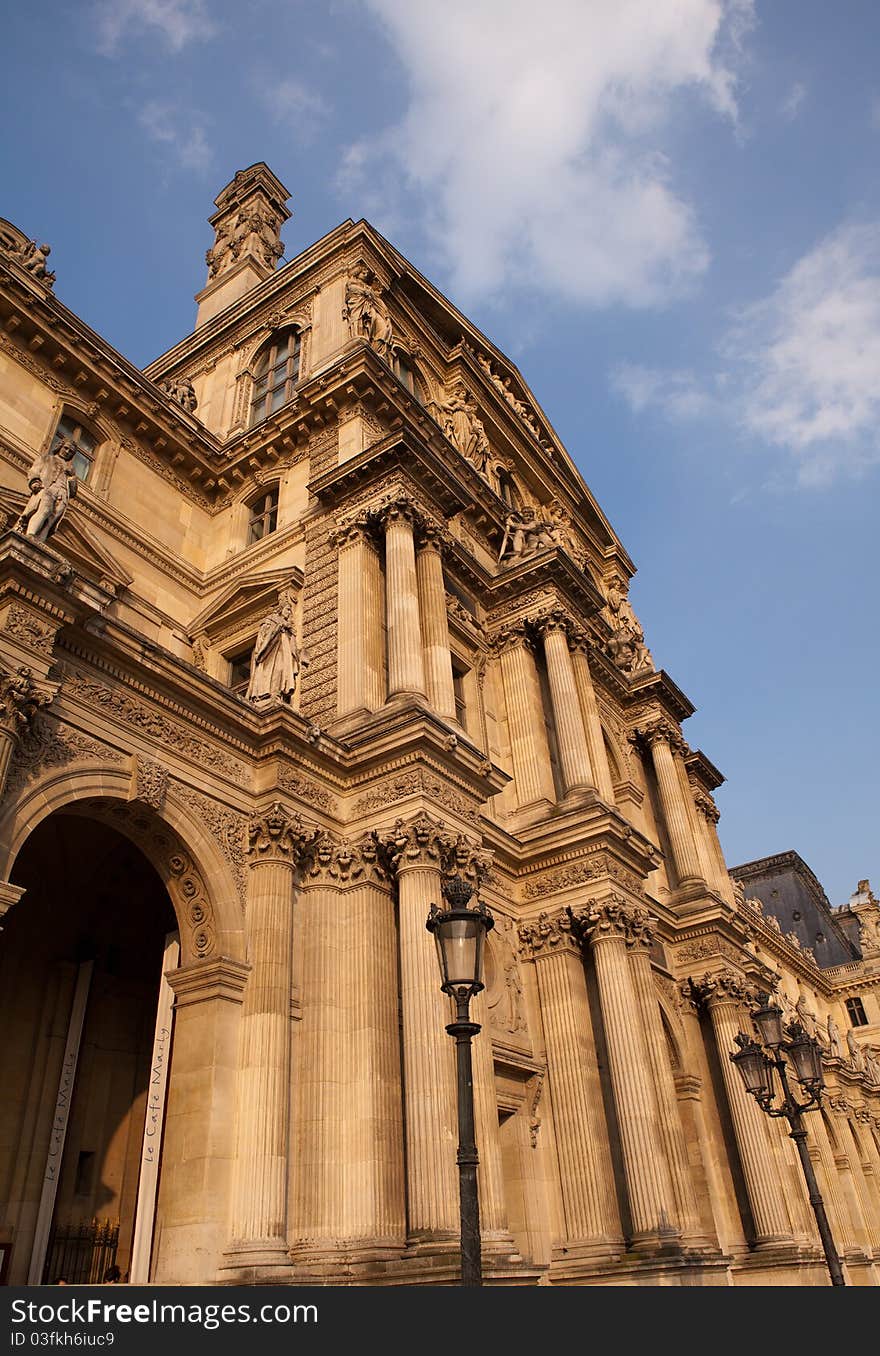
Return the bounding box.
[130,755,169,811]
[173,784,248,906]
[277,764,337,814]
[7,713,124,796]
[521,852,645,901]
[351,768,480,824]
[2,604,57,657]
[166,850,215,959]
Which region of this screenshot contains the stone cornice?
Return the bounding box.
[685,748,726,793]
[625,669,696,724]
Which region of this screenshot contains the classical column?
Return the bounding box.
[291,836,405,1261]
[689,780,736,905]
[383,815,459,1243]
[694,971,794,1247]
[576,898,679,1249]
[519,911,623,1259]
[227,803,314,1268]
[334,516,384,717]
[810,1109,860,1256]
[380,500,426,701]
[569,632,615,802]
[535,613,593,796]
[415,528,456,722]
[493,624,556,808]
[624,911,709,1248]
[636,723,704,888]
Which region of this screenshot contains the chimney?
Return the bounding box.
[194,163,291,328]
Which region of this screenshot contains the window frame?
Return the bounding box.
[246,485,280,546]
[845,996,869,1028]
[249,329,301,427]
[51,412,99,483]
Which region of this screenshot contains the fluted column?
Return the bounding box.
[636,722,704,888]
[695,971,794,1247]
[383,814,459,1241]
[228,803,315,1265]
[519,911,623,1258]
[415,528,456,722]
[292,836,405,1261]
[811,1109,860,1255]
[689,780,737,905]
[535,613,593,796]
[494,624,555,808]
[577,898,679,1248]
[380,500,426,700]
[569,633,615,802]
[334,517,384,717]
[624,912,711,1248]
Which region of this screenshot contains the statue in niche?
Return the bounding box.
[13,238,55,287]
[437,384,491,472]
[161,376,198,414]
[864,1047,880,1084]
[343,263,394,360]
[795,992,817,1037]
[846,1028,865,1072]
[17,438,78,542]
[826,1014,843,1059]
[245,589,302,707]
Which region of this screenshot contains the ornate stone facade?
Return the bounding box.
[0,169,877,1290]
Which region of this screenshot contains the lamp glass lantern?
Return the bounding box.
[427,877,494,998]
[785,1026,825,1088]
[752,998,785,1048]
[730,1036,774,1100]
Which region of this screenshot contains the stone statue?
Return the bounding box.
[343,264,394,360]
[17,439,78,542]
[863,1046,880,1084]
[205,220,234,278]
[14,239,55,287]
[437,384,491,471]
[161,377,198,414]
[0,665,50,733]
[795,992,817,1036]
[846,1028,865,1072]
[245,590,301,707]
[604,575,654,676]
[232,207,283,272]
[498,502,568,563]
[826,1014,843,1059]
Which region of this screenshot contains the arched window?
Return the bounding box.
[246,485,279,545]
[52,412,98,483]
[249,329,301,426]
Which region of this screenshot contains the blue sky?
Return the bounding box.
[3,1,878,906]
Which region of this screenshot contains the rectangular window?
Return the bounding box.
[247,487,279,545]
[228,647,254,695]
[845,997,869,1027]
[451,658,468,728]
[53,414,97,482]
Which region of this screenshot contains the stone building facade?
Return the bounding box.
[0,166,878,1287]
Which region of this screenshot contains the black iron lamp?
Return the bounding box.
[729,995,844,1286]
[426,876,494,1287]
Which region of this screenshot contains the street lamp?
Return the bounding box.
[729,996,845,1287]
[426,874,494,1287]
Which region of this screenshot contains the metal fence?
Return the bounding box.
[43,1220,119,1285]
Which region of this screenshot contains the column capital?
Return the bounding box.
[688,967,763,1010]
[0,663,53,734]
[301,831,389,886]
[328,510,376,550]
[487,619,534,658]
[246,801,320,864]
[415,520,454,555]
[375,813,492,885]
[691,786,721,824]
[532,607,572,641]
[518,908,579,959]
[629,718,687,756]
[374,494,423,531]
[571,894,655,948]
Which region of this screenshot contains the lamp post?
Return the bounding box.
[729,996,845,1287]
[426,875,494,1287]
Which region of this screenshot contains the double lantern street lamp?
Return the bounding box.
[730,996,845,1287]
[426,875,494,1287]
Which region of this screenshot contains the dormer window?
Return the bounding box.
[247,486,279,545]
[52,413,97,482]
[249,329,301,426]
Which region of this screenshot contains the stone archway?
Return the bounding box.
[0,775,249,1285]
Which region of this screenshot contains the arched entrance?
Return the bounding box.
[0,810,176,1284]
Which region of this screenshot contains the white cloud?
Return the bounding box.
[613,222,880,485]
[611,363,714,420]
[345,0,752,308]
[781,81,806,121]
[260,78,330,142]
[138,102,213,172]
[94,0,214,55]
